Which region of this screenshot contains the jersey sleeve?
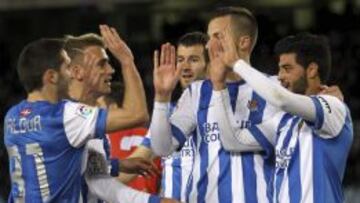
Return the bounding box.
[63,101,108,148]
[309,95,348,138]
[169,87,197,148]
[85,175,159,203]
[150,86,197,156]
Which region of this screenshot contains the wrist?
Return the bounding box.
[119,59,135,67]
[155,92,172,102]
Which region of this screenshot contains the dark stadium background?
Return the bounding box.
[1,0,359,202]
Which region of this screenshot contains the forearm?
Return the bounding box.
[118,146,154,183]
[86,174,157,203]
[233,60,316,121]
[150,102,178,156]
[121,61,149,121]
[213,90,265,152]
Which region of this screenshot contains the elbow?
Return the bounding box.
[271,89,288,109]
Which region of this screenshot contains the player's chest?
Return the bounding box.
[275,118,313,169]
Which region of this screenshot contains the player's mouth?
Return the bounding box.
[104,77,112,86]
[181,73,193,80]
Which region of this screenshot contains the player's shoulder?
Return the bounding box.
[314,94,347,110]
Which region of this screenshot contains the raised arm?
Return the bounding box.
[216,29,316,122]
[150,43,197,156]
[207,37,276,153]
[99,25,149,132]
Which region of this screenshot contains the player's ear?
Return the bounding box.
[69,64,86,81]
[43,69,59,85]
[306,62,319,79]
[237,35,251,52]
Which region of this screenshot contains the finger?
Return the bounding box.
[153,50,159,69]
[160,44,166,65]
[164,43,171,65]
[170,45,176,67]
[100,25,116,48]
[110,27,123,42]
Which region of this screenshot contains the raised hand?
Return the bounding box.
[99,24,134,65]
[218,27,240,68]
[153,43,181,102]
[119,157,161,177]
[207,38,227,90]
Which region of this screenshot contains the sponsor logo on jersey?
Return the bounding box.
[247,100,258,112]
[76,105,94,118]
[275,147,295,169]
[20,108,32,117]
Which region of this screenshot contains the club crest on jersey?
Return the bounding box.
[20,108,32,117]
[247,100,258,112]
[76,105,94,118]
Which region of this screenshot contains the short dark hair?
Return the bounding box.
[17,38,65,93]
[275,33,332,82]
[64,33,104,61]
[211,6,258,50]
[177,31,209,62]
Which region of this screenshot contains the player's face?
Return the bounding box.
[83,46,114,95]
[278,53,308,94]
[177,45,207,88]
[207,16,231,42]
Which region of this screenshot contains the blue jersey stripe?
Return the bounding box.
[172,158,182,200]
[288,142,301,203]
[275,117,299,202]
[217,149,232,203]
[241,153,257,203]
[196,81,212,203]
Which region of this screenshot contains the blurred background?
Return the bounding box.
[1,0,360,202]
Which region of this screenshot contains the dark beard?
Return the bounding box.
[292,74,308,94]
[57,74,70,100]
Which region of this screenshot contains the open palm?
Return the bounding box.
[153,43,181,101]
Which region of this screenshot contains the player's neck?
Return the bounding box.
[225,56,250,83]
[27,88,58,104]
[69,83,98,106]
[305,79,322,95]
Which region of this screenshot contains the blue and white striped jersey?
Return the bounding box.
[141,103,196,202]
[169,80,278,203]
[4,100,107,203]
[275,95,352,203]
[255,95,353,203]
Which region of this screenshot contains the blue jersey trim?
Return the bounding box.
[249,125,274,159]
[288,142,301,203]
[140,137,151,149]
[148,195,161,203]
[110,159,119,177]
[172,159,182,200]
[310,97,324,130]
[171,125,187,150]
[95,109,108,139]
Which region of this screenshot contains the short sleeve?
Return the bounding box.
[63,101,108,147]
